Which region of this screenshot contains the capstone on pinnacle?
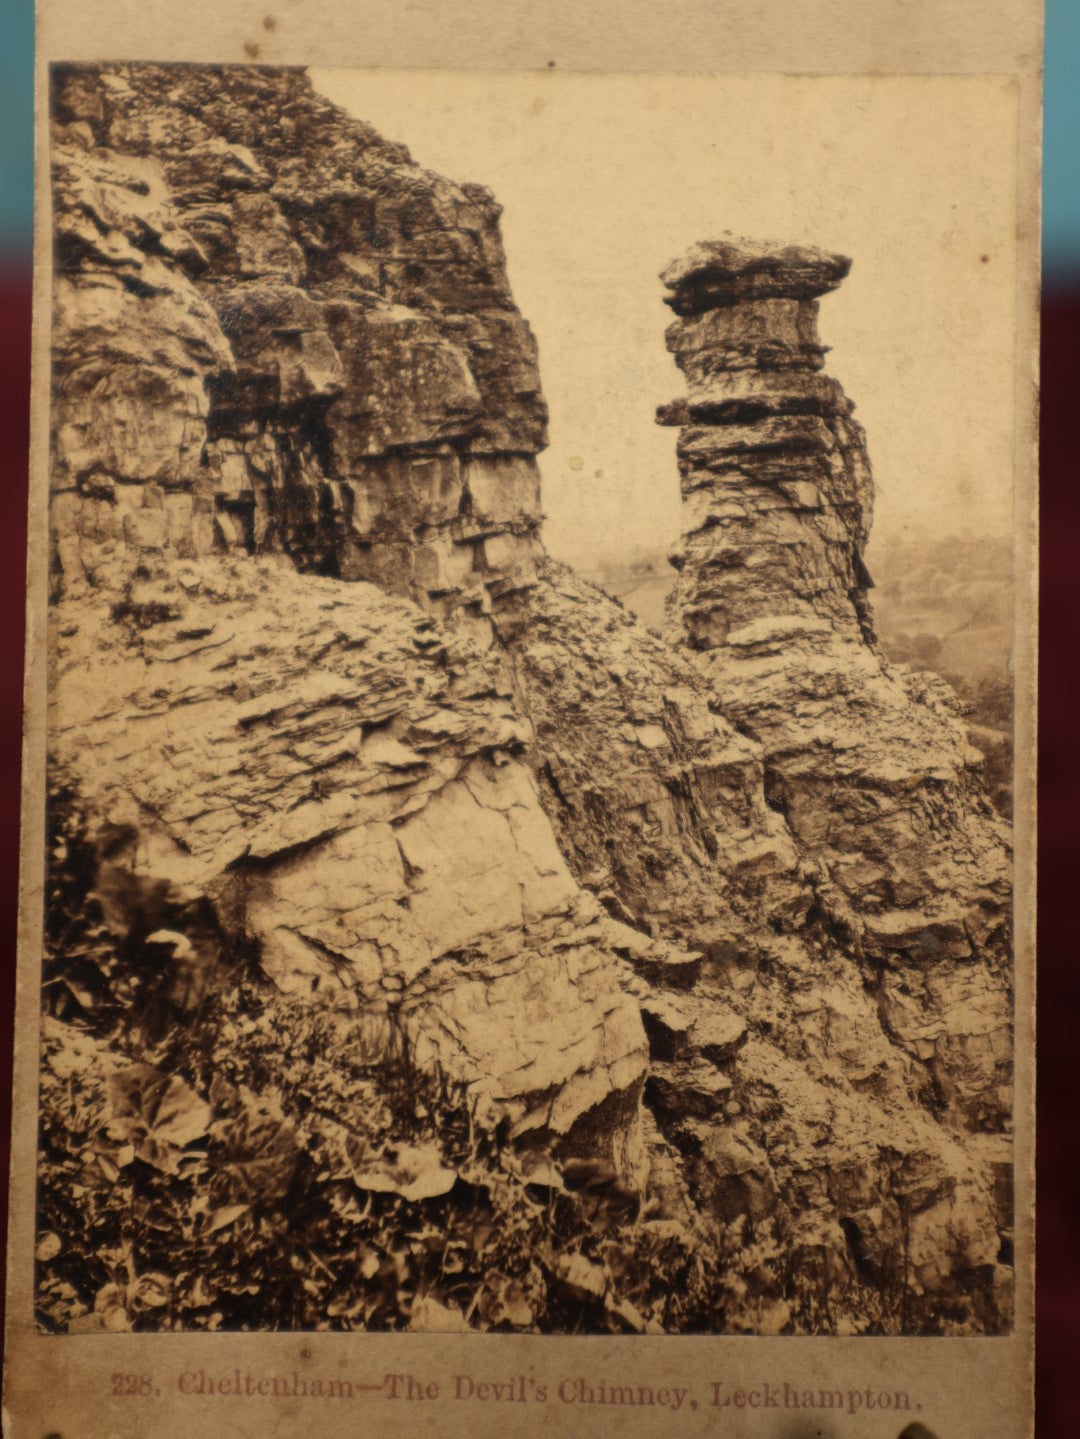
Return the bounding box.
[660,235,851,315]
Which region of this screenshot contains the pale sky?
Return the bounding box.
[311,70,1019,572]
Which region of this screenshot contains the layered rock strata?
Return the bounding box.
[514,565,1010,1329]
[656,238,1012,1134]
[46,62,644,1178]
[51,63,545,633]
[45,67,1014,1331]
[48,555,652,1173]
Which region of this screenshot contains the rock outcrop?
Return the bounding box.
[51,63,545,633]
[513,564,1011,1331]
[656,237,1012,1137]
[43,67,1013,1333]
[47,62,644,1179]
[49,558,653,1171]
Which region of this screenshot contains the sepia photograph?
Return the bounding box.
[31,57,1022,1350]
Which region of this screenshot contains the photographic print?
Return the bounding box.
[5,3,1039,1434]
[36,57,1017,1336]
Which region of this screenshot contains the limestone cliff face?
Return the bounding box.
[51,63,545,629]
[48,62,646,1179]
[45,67,1013,1333]
[49,559,654,1167]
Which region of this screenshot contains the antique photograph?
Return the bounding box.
[34,58,1018,1347]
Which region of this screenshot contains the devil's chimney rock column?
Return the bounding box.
[658,237,1013,1136]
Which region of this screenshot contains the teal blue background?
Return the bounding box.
[0,0,33,258]
[1043,0,1080,277]
[0,1,1076,277]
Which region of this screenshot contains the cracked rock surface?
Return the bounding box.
[657,236,1012,1136]
[44,69,1013,1333]
[51,62,545,629]
[512,560,1010,1329]
[50,557,651,1174]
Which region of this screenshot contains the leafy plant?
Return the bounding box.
[36,770,918,1336]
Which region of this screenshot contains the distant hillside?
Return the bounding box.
[869,532,1013,817]
[870,531,1012,684]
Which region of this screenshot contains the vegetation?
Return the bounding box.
[37,779,806,1337]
